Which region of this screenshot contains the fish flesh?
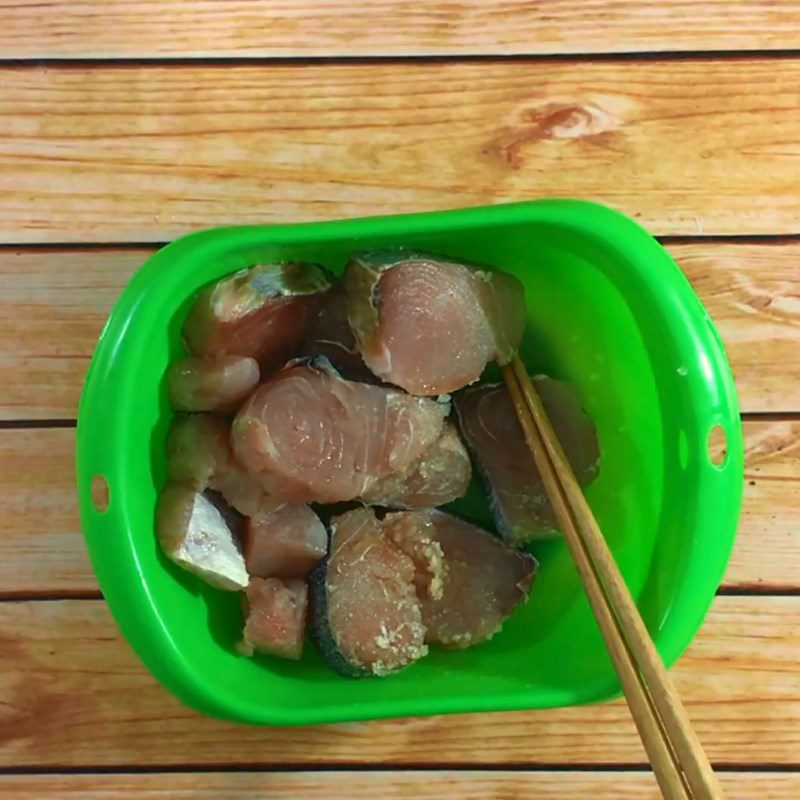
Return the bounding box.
[384,509,537,648]
[182,262,333,371]
[309,508,427,676]
[165,413,277,517]
[239,577,308,660]
[166,355,259,412]
[243,504,328,579]
[345,251,525,395]
[156,484,248,591]
[301,285,374,381]
[455,375,600,544]
[360,420,471,508]
[165,413,230,490]
[231,360,447,503]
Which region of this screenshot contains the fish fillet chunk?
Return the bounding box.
[360,420,471,508]
[231,361,447,503]
[182,262,333,371]
[455,375,600,544]
[156,484,248,591]
[345,251,525,395]
[384,509,537,648]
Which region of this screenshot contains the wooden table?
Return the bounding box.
[1,2,799,797]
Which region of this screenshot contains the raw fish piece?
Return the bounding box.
[243,504,327,579]
[156,484,248,591]
[209,458,282,518]
[345,251,525,395]
[182,262,333,371]
[166,413,230,489]
[302,285,374,381]
[384,509,536,648]
[239,577,308,659]
[360,420,471,508]
[166,355,259,412]
[455,375,600,544]
[309,508,428,676]
[165,413,277,517]
[231,361,447,503]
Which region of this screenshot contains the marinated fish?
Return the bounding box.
[309,508,428,677]
[183,262,333,371]
[243,504,327,579]
[360,420,471,508]
[455,375,600,543]
[165,413,277,517]
[301,285,373,381]
[239,577,308,660]
[345,251,525,395]
[165,413,230,490]
[156,484,248,591]
[384,509,536,648]
[232,360,447,503]
[166,355,259,412]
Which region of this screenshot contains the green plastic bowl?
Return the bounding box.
[77,200,742,725]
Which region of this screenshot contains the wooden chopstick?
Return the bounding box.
[502,357,723,800]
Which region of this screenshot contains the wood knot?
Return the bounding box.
[482,102,622,169]
[525,102,621,140]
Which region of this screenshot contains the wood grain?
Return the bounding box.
[0,596,796,767]
[1,60,800,242]
[0,248,142,419]
[667,242,800,415]
[1,771,797,799]
[1,1,799,58]
[0,421,796,594]
[2,242,799,419]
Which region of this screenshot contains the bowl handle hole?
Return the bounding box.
[707,424,728,468]
[91,475,110,513]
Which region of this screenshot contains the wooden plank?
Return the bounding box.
[1,1,800,59]
[0,248,143,420]
[668,242,800,416]
[1,60,800,242]
[2,242,800,419]
[1,771,798,799]
[0,421,797,595]
[0,596,797,766]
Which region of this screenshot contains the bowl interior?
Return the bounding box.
[77,201,742,724]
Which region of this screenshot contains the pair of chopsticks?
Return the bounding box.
[502,356,723,800]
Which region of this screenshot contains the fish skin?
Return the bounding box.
[182,262,334,371]
[156,484,248,591]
